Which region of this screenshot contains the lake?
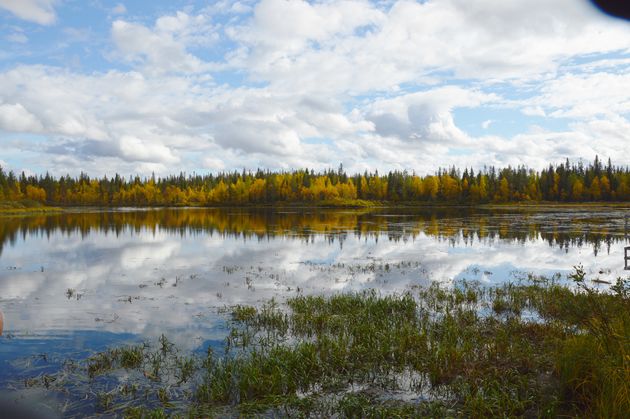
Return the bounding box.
[0,206,628,415]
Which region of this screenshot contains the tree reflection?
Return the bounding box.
[0,208,626,257]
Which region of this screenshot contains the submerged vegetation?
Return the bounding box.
[1,156,630,207]
[20,268,630,417]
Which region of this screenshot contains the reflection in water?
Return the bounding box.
[0,309,3,336]
[0,207,628,405]
[0,207,628,255]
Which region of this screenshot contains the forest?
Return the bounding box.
[1,157,629,206]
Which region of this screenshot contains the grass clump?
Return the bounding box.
[87,345,145,378]
[553,266,630,418]
[198,273,628,417]
[120,346,144,369]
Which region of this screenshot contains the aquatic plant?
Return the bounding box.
[21,268,630,417]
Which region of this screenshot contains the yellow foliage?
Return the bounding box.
[25,185,46,202]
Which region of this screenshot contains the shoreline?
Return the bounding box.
[2,200,630,214]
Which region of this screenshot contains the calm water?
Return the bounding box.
[0,207,628,414]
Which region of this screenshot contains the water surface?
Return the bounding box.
[0,207,628,413]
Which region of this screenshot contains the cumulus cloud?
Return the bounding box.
[0,103,43,132]
[366,87,497,145]
[0,0,58,25]
[119,135,180,164]
[111,18,211,75]
[230,0,384,48]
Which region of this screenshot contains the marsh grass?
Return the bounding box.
[23,270,630,417]
[0,199,62,215]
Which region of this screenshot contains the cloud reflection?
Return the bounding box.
[0,208,627,349]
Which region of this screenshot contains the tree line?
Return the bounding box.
[1,157,629,206]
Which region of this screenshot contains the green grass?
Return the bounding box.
[0,199,62,214]
[23,269,630,417]
[315,198,380,208]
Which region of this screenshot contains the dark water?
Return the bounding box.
[0,207,628,415]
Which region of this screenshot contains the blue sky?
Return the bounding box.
[0,0,629,176]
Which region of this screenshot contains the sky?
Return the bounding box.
[0,0,629,177]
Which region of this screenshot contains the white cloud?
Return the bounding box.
[119,135,179,164]
[527,72,630,119]
[112,20,206,75]
[0,64,346,175]
[0,103,43,132]
[226,0,630,95]
[232,0,383,47]
[570,116,630,157]
[522,106,546,117]
[0,66,206,172]
[111,12,218,75]
[366,87,497,145]
[0,0,58,25]
[229,1,253,14]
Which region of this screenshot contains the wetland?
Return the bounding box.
[0,206,628,417]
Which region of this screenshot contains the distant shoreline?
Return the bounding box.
[2,200,630,215]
